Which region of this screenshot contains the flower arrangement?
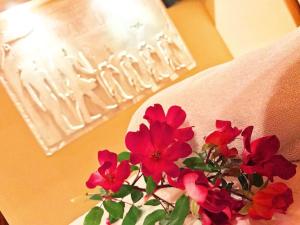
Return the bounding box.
[83,104,297,225]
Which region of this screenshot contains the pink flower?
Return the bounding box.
[144,104,194,142]
[167,169,206,190]
[183,172,243,225]
[125,122,192,183]
[241,126,296,181]
[86,150,130,192]
[249,182,293,220]
[205,120,241,157]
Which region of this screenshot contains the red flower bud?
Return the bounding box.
[249,182,293,220]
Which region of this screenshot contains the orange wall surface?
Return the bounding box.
[204,0,300,56]
[0,1,232,225]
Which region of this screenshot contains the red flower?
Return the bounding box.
[144,104,194,142]
[241,126,296,181]
[205,120,241,157]
[249,182,293,220]
[183,172,244,225]
[86,150,130,192]
[125,122,192,183]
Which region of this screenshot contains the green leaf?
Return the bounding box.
[99,188,107,195]
[143,209,166,225]
[118,152,130,161]
[112,185,133,198]
[159,214,173,225]
[183,157,203,168]
[145,199,161,206]
[131,189,143,203]
[84,207,104,225]
[252,173,264,187]
[131,165,139,171]
[226,182,234,191]
[146,176,156,194]
[103,200,125,219]
[89,194,102,201]
[238,174,249,191]
[168,195,190,225]
[183,157,219,172]
[109,215,119,224]
[122,205,142,225]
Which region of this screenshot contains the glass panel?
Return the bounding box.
[0,0,195,155]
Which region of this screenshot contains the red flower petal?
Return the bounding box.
[125,124,154,164]
[163,161,180,178]
[165,142,192,161]
[265,155,296,180]
[150,122,174,150]
[166,105,186,128]
[116,160,131,180]
[219,146,238,158]
[249,182,293,220]
[175,127,194,142]
[86,171,105,189]
[205,120,241,146]
[250,135,280,161]
[216,120,232,129]
[144,104,165,124]
[241,126,253,152]
[98,150,117,168]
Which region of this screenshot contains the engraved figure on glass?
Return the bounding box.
[97,60,134,103]
[138,42,173,81]
[54,49,116,123]
[156,33,187,71]
[19,61,80,135]
[119,51,153,92]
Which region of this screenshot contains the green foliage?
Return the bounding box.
[183,157,219,172]
[122,205,142,225]
[89,194,102,201]
[238,174,249,191]
[146,176,156,194]
[84,207,104,225]
[143,209,166,225]
[183,157,203,167]
[109,215,119,224]
[160,195,190,225]
[112,185,133,198]
[131,165,140,171]
[118,152,130,161]
[131,189,144,203]
[103,201,125,219]
[144,199,161,206]
[252,173,264,187]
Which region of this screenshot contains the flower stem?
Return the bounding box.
[132,185,175,210]
[205,147,214,163]
[230,190,252,201]
[131,170,142,186]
